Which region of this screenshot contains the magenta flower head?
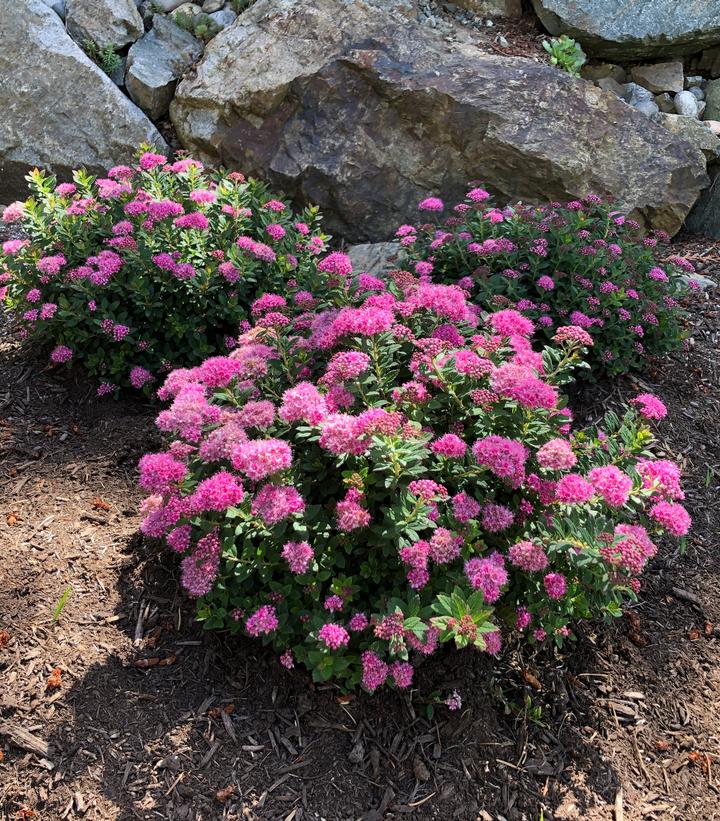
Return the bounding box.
[318,623,350,650]
[543,572,567,600]
[630,393,667,421]
[245,604,279,636]
[50,345,73,363]
[418,196,444,212]
[318,252,353,276]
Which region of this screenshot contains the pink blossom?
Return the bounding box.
[464,553,507,602]
[190,470,244,513]
[361,651,389,692]
[138,452,187,494]
[536,438,576,470]
[587,465,632,507]
[282,540,314,574]
[488,309,534,337]
[50,345,73,363]
[431,433,467,458]
[481,503,514,532]
[349,612,369,631]
[251,484,305,525]
[318,252,352,276]
[181,531,221,597]
[452,492,481,522]
[630,393,667,421]
[318,623,350,650]
[649,501,691,537]
[245,604,279,636]
[508,540,548,571]
[390,661,414,688]
[472,435,528,488]
[554,473,595,504]
[418,197,444,212]
[543,572,567,599]
[232,439,292,481]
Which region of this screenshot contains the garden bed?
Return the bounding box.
[1,238,720,821]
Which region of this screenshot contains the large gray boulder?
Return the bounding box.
[171,0,708,241]
[65,0,144,49]
[531,0,720,60]
[0,0,166,203]
[126,16,203,120]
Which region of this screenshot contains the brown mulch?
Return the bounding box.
[2,238,720,821]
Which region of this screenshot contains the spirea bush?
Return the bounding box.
[138,261,690,692]
[400,191,699,377]
[0,149,328,393]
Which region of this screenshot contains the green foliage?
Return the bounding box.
[83,40,123,77]
[542,34,586,77]
[173,11,222,42]
[401,194,692,378]
[1,147,328,393]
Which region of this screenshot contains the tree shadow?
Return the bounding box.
[36,532,628,821]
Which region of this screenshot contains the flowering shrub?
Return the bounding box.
[0,150,328,393]
[138,265,689,692]
[399,191,697,377]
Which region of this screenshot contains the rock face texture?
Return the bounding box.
[172,0,707,241]
[530,0,720,60]
[0,0,166,203]
[126,16,203,120]
[686,167,720,239]
[65,0,144,49]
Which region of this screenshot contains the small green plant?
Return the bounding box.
[84,40,123,77]
[52,585,73,623]
[173,11,222,43]
[230,0,255,11]
[542,34,586,77]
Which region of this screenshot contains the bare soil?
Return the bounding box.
[2,239,720,821]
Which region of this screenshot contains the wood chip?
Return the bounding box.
[0,723,51,757]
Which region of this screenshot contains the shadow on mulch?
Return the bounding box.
[43,533,623,821]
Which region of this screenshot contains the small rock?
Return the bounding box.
[655,92,675,113]
[126,15,203,119]
[413,756,431,781]
[202,0,223,10]
[656,113,720,161]
[151,0,187,9]
[704,119,720,136]
[597,77,625,97]
[697,100,707,118]
[65,0,144,49]
[634,99,660,118]
[683,273,716,289]
[705,78,720,121]
[348,739,365,765]
[630,61,684,94]
[347,242,399,275]
[497,35,509,48]
[581,62,626,84]
[623,82,653,106]
[171,2,202,16]
[208,8,236,25]
[689,86,705,101]
[674,90,699,117]
[685,75,705,88]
